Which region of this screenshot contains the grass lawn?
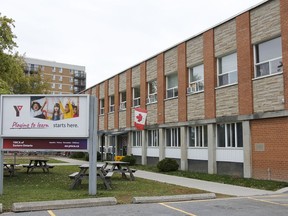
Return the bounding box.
[0,165,207,212]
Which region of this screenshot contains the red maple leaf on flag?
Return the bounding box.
[136,113,143,122]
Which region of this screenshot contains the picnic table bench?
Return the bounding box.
[69,164,112,189]
[23,159,54,173]
[3,162,20,177]
[103,161,136,181]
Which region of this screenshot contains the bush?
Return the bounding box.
[157,158,179,172]
[70,152,85,159]
[121,155,136,166]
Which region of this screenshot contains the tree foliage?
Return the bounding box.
[0,13,50,94]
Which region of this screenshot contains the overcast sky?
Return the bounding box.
[1,0,265,88]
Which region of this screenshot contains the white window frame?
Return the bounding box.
[217,123,243,148]
[51,83,55,89]
[59,67,63,73]
[147,80,157,104]
[254,37,283,78]
[166,73,178,99]
[133,131,142,147]
[166,128,181,147]
[59,76,62,81]
[109,95,115,113]
[133,87,140,107]
[52,67,56,72]
[119,91,126,110]
[217,52,238,86]
[147,129,159,147]
[58,84,62,89]
[188,64,204,94]
[100,99,104,115]
[188,125,207,148]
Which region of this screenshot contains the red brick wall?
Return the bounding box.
[237,12,254,115]
[126,69,132,128]
[95,85,100,130]
[104,80,109,130]
[178,42,187,122]
[114,75,119,129]
[281,0,288,110]
[140,62,147,109]
[251,117,288,181]
[157,53,165,124]
[203,29,216,119]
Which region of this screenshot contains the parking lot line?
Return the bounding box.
[159,203,197,216]
[247,197,288,207]
[48,210,56,216]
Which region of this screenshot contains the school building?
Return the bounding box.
[83,0,288,182]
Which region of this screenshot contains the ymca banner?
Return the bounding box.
[0,95,89,138]
[134,107,147,130]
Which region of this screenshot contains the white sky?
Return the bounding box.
[1,0,265,88]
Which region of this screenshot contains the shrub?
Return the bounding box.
[157,158,179,172]
[70,152,85,159]
[121,155,136,166]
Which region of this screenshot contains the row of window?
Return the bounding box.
[99,37,283,115]
[132,123,243,148]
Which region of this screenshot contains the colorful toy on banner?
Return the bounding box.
[134,107,147,130]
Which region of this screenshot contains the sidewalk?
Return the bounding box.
[52,157,282,197]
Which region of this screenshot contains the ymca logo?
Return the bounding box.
[13,105,23,117]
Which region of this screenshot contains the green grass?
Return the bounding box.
[134,165,288,191]
[3,155,67,164]
[1,165,206,212]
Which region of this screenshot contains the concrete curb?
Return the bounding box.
[132,193,216,204]
[12,197,117,212]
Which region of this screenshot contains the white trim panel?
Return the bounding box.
[187,148,208,160]
[131,147,142,156]
[165,147,181,158]
[216,148,243,163]
[147,147,159,157]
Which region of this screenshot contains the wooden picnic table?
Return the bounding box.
[3,162,19,177]
[103,161,136,181]
[69,164,112,190]
[22,159,54,173]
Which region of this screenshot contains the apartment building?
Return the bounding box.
[83,0,288,181]
[24,57,86,94]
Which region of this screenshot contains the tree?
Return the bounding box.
[0,13,50,94]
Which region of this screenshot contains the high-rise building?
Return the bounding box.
[24,57,86,94]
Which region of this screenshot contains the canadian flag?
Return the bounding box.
[134,107,147,130]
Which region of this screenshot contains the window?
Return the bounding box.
[166,73,178,98]
[58,84,62,89]
[70,69,74,75]
[52,67,56,72]
[51,83,55,89]
[109,95,115,113]
[70,85,73,90]
[166,128,181,147]
[100,99,104,115]
[70,77,73,83]
[188,64,204,93]
[59,68,63,73]
[52,75,56,80]
[255,37,283,77]
[188,125,207,147]
[120,91,126,110]
[147,130,159,147]
[218,52,237,86]
[59,76,62,81]
[217,123,243,148]
[133,131,142,147]
[133,87,140,107]
[147,80,157,104]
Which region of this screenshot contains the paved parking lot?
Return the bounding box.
[3,193,288,216]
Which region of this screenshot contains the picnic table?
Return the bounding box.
[3,162,19,177]
[103,161,136,181]
[22,159,54,173]
[69,164,112,190]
